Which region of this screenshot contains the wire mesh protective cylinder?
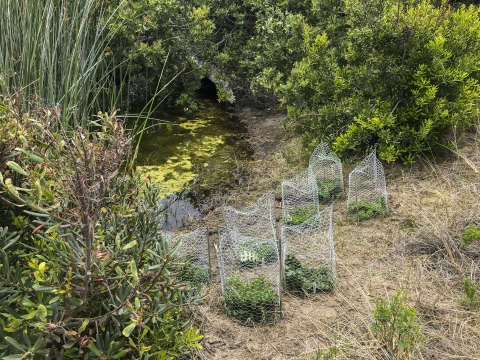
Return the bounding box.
[222,192,277,241]
[218,227,281,326]
[168,228,210,286]
[281,167,319,226]
[347,151,388,219]
[309,142,344,203]
[281,205,336,294]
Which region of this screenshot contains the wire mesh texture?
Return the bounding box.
[309,141,344,203]
[167,228,211,287]
[218,226,281,326]
[281,205,335,295]
[347,150,388,220]
[222,192,277,241]
[281,166,319,226]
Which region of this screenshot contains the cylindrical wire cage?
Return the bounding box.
[218,226,281,326]
[309,142,344,203]
[347,151,388,220]
[281,205,336,295]
[281,167,319,226]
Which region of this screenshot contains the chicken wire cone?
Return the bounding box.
[309,141,344,203]
[218,227,281,326]
[281,205,336,295]
[166,228,210,287]
[222,192,277,241]
[347,150,388,220]
[282,166,319,226]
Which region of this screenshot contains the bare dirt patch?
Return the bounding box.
[190,110,480,359]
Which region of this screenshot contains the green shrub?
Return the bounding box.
[275,1,480,164]
[0,105,204,358]
[373,290,425,359]
[284,254,334,294]
[224,275,280,325]
[459,278,480,310]
[182,263,210,287]
[461,225,480,246]
[348,197,387,220]
[317,179,343,204]
[235,239,278,268]
[284,206,317,225]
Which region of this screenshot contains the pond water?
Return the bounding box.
[134,100,252,229]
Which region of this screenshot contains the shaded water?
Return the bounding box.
[134,100,252,228]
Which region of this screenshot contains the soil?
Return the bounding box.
[187,109,480,359]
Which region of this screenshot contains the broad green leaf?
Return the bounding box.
[2,355,24,360]
[21,310,38,320]
[21,298,36,308]
[37,304,47,321]
[6,161,27,176]
[88,341,103,356]
[32,284,55,293]
[121,240,137,251]
[78,319,89,333]
[122,322,136,337]
[4,336,27,351]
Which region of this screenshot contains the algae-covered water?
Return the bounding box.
[134,100,252,228]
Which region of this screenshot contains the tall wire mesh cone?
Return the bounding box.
[165,228,211,288]
[347,150,388,220]
[281,205,336,295]
[218,226,281,326]
[282,167,319,226]
[309,141,344,203]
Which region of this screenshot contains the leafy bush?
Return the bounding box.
[347,197,387,220]
[275,1,480,164]
[224,275,280,325]
[235,239,278,268]
[317,180,343,204]
[284,206,317,225]
[0,103,204,358]
[373,290,425,359]
[459,278,480,310]
[284,254,334,294]
[461,225,480,246]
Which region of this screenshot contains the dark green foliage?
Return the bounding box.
[348,197,387,220]
[460,278,480,310]
[235,239,278,268]
[317,180,343,203]
[284,206,317,225]
[224,275,280,325]
[182,263,210,287]
[461,225,480,246]
[284,254,334,294]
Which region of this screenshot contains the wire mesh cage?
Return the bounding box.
[281,167,319,226]
[347,151,388,220]
[309,142,344,203]
[218,226,281,326]
[281,205,336,295]
[167,228,210,287]
[222,192,277,241]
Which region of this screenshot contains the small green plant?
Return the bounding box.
[224,275,280,325]
[317,179,343,204]
[461,225,480,246]
[235,239,278,268]
[459,278,480,310]
[284,206,317,225]
[182,263,210,287]
[284,254,334,294]
[310,346,340,360]
[348,197,387,220]
[373,290,424,359]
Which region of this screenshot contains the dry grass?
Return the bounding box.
[189,110,480,359]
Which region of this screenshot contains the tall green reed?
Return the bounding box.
[0,0,124,127]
